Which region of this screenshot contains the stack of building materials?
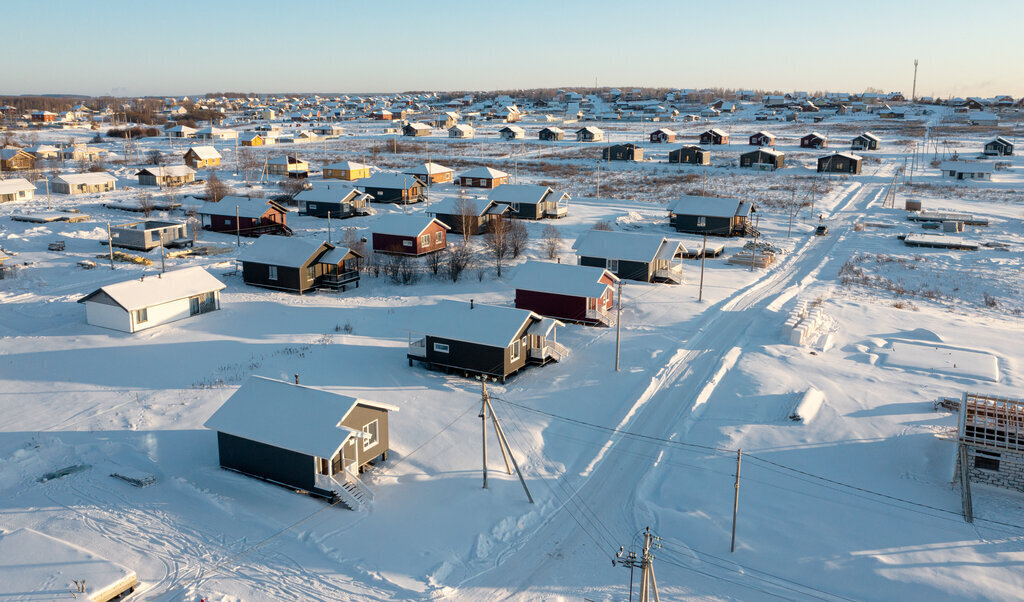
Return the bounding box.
[783,300,824,345]
[943,221,964,233]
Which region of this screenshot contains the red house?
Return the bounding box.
[196,196,289,236]
[800,132,828,149]
[371,214,449,256]
[456,166,510,189]
[649,128,676,143]
[748,131,776,146]
[511,261,618,327]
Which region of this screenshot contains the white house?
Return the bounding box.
[50,172,117,195]
[78,266,226,333]
[939,161,994,181]
[0,178,35,203]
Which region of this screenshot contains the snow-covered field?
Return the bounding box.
[1,104,1023,600]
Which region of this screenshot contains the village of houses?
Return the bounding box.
[0,87,1022,601]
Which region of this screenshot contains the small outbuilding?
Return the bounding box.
[603,143,644,161]
[0,148,36,172]
[499,125,526,140]
[939,161,993,181]
[668,145,710,165]
[448,124,475,138]
[539,126,565,141]
[402,122,432,137]
[650,128,677,143]
[748,131,776,146]
[108,220,189,250]
[0,178,35,203]
[850,132,881,151]
[576,126,605,142]
[800,132,828,149]
[983,137,1013,157]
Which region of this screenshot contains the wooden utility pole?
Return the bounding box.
[479,388,533,503]
[958,443,974,523]
[481,380,489,490]
[615,280,622,371]
[911,59,919,103]
[596,161,601,200]
[105,221,115,270]
[698,231,707,302]
[327,210,332,244]
[616,527,661,602]
[235,204,241,247]
[731,449,742,552]
[787,189,795,238]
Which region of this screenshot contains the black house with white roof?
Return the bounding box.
[667,195,752,236]
[573,230,685,284]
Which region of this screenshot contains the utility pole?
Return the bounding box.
[615,527,662,602]
[596,161,601,200]
[749,209,759,272]
[235,204,241,247]
[911,59,919,103]
[614,280,622,371]
[479,382,530,502]
[327,210,332,244]
[731,449,742,552]
[698,230,707,302]
[159,239,166,273]
[481,380,488,490]
[787,189,795,237]
[106,221,115,270]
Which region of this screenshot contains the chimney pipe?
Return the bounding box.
[294,373,299,385]
[470,299,474,309]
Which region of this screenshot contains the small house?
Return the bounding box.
[668,195,752,236]
[371,214,449,256]
[967,112,998,126]
[204,375,396,508]
[323,161,371,181]
[748,131,775,146]
[403,162,454,184]
[699,129,729,145]
[196,126,237,140]
[165,124,197,138]
[183,145,222,169]
[499,125,526,140]
[850,133,881,151]
[136,165,196,187]
[239,237,362,293]
[512,261,618,327]
[939,161,993,181]
[359,173,426,204]
[0,178,34,203]
[668,145,710,165]
[108,220,189,251]
[48,172,116,195]
[603,143,644,162]
[983,137,1013,157]
[62,145,102,163]
[817,152,862,174]
[295,185,372,219]
[800,132,828,149]
[489,184,569,219]
[267,155,309,177]
[0,149,35,172]
[650,128,677,143]
[539,126,565,141]
[402,122,432,137]
[197,196,289,236]
[955,393,1024,495]
[448,124,475,139]
[312,123,344,137]
[239,132,265,146]
[576,126,605,142]
[407,300,567,382]
[78,266,225,333]
[573,230,685,284]
[23,144,60,159]
[457,166,510,189]
[427,197,511,235]
[739,148,785,171]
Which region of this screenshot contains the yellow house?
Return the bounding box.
[240,133,264,147]
[183,145,222,169]
[323,160,370,181]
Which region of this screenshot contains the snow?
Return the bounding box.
[0,178,36,195]
[412,300,540,348]
[197,196,276,219]
[876,339,1000,383]
[667,194,743,217]
[51,171,116,186]
[511,260,616,298]
[184,145,221,160]
[237,236,325,267]
[458,166,509,179]
[487,183,549,205]
[573,229,677,262]
[372,213,448,237]
[79,266,225,311]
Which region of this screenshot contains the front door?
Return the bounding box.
[189,296,200,316]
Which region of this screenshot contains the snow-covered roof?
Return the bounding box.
[488,184,551,205]
[360,173,423,189]
[421,300,544,348]
[704,128,728,136]
[573,230,680,263]
[198,196,282,218]
[745,147,783,157]
[667,195,744,218]
[511,260,617,298]
[324,160,368,171]
[0,178,35,195]
[940,161,994,174]
[427,196,501,216]
[404,162,454,177]
[822,152,862,161]
[500,125,526,134]
[653,128,676,135]
[752,131,774,138]
[51,171,116,186]
[855,132,881,142]
[540,126,565,134]
[458,166,509,179]
[137,165,196,178]
[319,246,362,265]
[204,376,397,459]
[79,266,225,311]
[373,214,449,237]
[238,236,327,267]
[405,122,431,131]
[0,148,31,160]
[294,186,365,204]
[804,132,826,139]
[186,145,222,160]
[576,126,604,135]
[267,155,308,166]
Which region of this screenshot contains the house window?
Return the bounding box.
[307,266,316,280]
[435,231,443,244]
[975,451,1000,472]
[421,234,431,246]
[134,308,148,324]
[268,265,278,280]
[362,420,379,451]
[606,259,619,272]
[696,217,706,228]
[403,240,413,247]
[433,342,449,354]
[308,203,317,210]
[511,339,521,362]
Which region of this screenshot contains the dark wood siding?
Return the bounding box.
[434,213,487,235]
[241,262,316,292]
[515,289,589,323]
[302,201,356,219]
[217,431,326,495]
[509,202,542,220]
[671,214,736,236]
[423,335,509,377]
[580,256,652,282]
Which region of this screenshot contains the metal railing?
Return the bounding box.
[323,270,359,286]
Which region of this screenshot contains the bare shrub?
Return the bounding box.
[983,293,998,308]
[484,217,511,277]
[426,249,443,275]
[593,220,614,231]
[147,150,164,166]
[509,219,529,258]
[207,171,230,202]
[138,193,156,217]
[384,254,419,285]
[541,224,562,260]
[446,245,473,282]
[342,227,366,256]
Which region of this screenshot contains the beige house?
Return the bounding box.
[183,146,222,169]
[137,165,196,187]
[0,178,35,203]
[267,155,309,176]
[51,172,117,195]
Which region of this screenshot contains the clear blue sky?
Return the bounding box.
[4,0,1021,98]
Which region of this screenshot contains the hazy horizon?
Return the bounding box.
[4,0,1021,99]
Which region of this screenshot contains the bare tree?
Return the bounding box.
[541,224,563,260]
[207,171,230,202]
[446,244,473,282]
[593,219,614,231]
[147,149,164,166]
[426,249,443,275]
[384,254,419,285]
[139,192,156,217]
[455,191,476,243]
[509,219,529,258]
[342,227,366,256]
[484,217,511,277]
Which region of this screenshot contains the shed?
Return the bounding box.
[983,137,1013,157]
[850,132,881,151]
[650,128,676,143]
[372,214,449,256]
[575,126,605,142]
[800,132,828,149]
[512,261,617,326]
[699,129,729,145]
[739,148,785,170]
[603,143,644,161]
[748,131,776,146]
[539,126,565,141]
[499,125,526,140]
[108,220,189,250]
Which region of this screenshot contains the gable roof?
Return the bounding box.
[238,236,329,267]
[939,161,994,174]
[294,186,368,204]
[51,172,117,186]
[458,166,509,179]
[667,195,744,218]
[421,300,544,348]
[197,196,285,218]
[403,162,454,177]
[78,266,225,311]
[136,165,196,178]
[359,173,424,189]
[204,375,397,459]
[373,214,449,238]
[703,128,728,137]
[324,160,368,171]
[427,196,505,217]
[0,178,35,195]
[821,152,862,162]
[185,145,222,160]
[267,155,308,166]
[488,184,551,205]
[0,149,33,161]
[854,132,881,142]
[803,132,826,140]
[572,230,681,263]
[512,260,617,298]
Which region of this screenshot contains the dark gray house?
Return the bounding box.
[850,132,881,151]
[239,236,362,293]
[204,375,398,510]
[817,152,862,174]
[108,220,189,251]
[739,148,785,170]
[667,195,753,236]
[427,196,511,235]
[358,173,426,204]
[295,185,373,219]
[602,143,644,161]
[800,132,828,149]
[488,184,569,220]
[407,300,567,382]
[668,145,710,165]
[572,230,685,284]
[538,127,565,141]
[983,137,1013,156]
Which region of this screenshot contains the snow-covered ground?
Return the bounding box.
[1,106,1022,600]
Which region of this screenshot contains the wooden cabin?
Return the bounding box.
[165,125,197,138]
[403,162,454,184]
[239,132,265,146]
[50,172,117,194]
[817,152,862,174]
[457,166,509,189]
[575,126,605,142]
[402,122,432,137]
[136,165,196,187]
[427,197,511,235]
[650,128,676,143]
[573,230,685,284]
[448,124,475,138]
[204,375,396,509]
[239,237,362,293]
[667,195,752,236]
[79,266,224,333]
[800,132,828,149]
[499,125,526,140]
[359,173,425,204]
[739,148,785,170]
[512,261,618,327]
[539,127,565,141]
[295,185,373,219]
[196,196,289,236]
[183,145,222,169]
[748,131,776,146]
[489,184,569,220]
[323,161,371,180]
[371,215,449,256]
[267,155,309,177]
[699,129,729,145]
[603,143,644,161]
[850,133,880,151]
[407,300,567,382]
[668,145,710,165]
[108,220,189,250]
[0,178,35,203]
[0,149,35,172]
[939,160,993,181]
[983,137,1013,156]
